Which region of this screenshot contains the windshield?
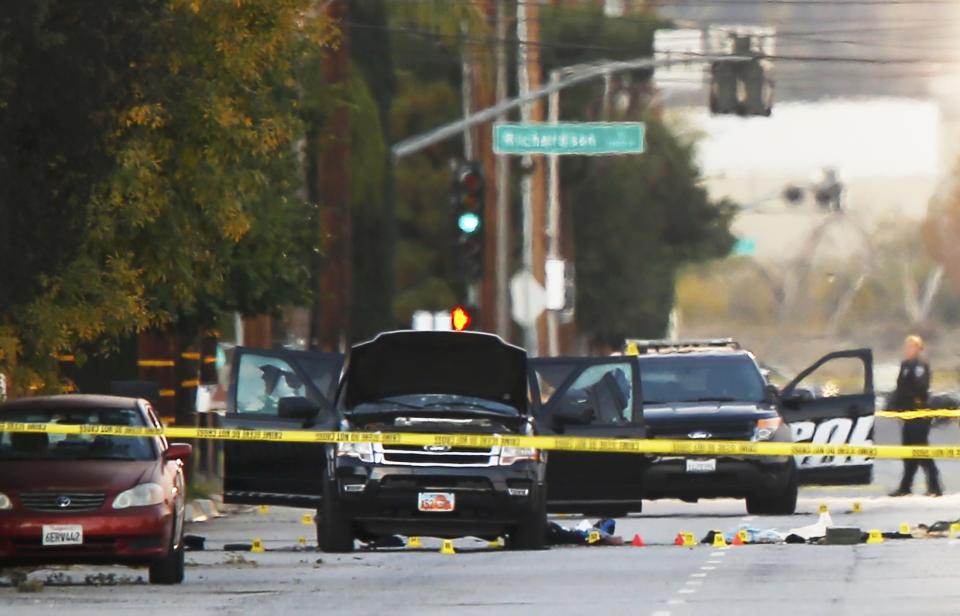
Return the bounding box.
[639,356,766,404]
[351,393,518,415]
[0,407,156,461]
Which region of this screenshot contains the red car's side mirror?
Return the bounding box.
[163,443,193,461]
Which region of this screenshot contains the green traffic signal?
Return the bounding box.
[457,212,481,234]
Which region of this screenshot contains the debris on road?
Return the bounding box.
[547,519,622,546]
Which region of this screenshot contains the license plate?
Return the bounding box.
[42,524,83,546]
[686,459,717,473]
[418,492,455,512]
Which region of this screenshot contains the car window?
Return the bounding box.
[236,354,313,415]
[0,407,156,461]
[640,356,765,403]
[555,362,634,424]
[791,356,866,398]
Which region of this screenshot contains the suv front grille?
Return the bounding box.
[19,492,107,512]
[375,444,497,467]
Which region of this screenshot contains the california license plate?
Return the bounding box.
[686,459,717,473]
[418,492,455,512]
[42,524,83,546]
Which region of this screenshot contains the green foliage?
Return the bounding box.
[0,0,336,393]
[390,70,462,325]
[567,122,736,347]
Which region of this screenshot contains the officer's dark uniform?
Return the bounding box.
[892,357,942,495]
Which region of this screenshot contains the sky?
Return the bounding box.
[684,98,942,179]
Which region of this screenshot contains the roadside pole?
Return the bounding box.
[516,0,537,355]
[546,69,561,357]
[516,0,547,356]
[494,0,510,339]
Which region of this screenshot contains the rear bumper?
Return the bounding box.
[643,456,792,500]
[0,505,172,565]
[334,461,543,538]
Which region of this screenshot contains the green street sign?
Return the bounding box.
[493,122,645,155]
[733,238,757,256]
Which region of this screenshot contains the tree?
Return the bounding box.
[0,0,336,394]
[568,121,736,347]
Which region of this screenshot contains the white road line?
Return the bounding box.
[691,572,707,578]
[701,566,716,571]
[686,580,703,586]
[651,611,671,616]
[710,551,727,557]
[678,588,697,595]
[667,599,685,606]
[742,515,757,522]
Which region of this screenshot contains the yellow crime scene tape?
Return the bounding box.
[876,409,960,420]
[3,420,960,460]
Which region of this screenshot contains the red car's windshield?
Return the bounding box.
[0,407,156,461]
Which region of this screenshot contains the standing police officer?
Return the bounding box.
[890,335,943,497]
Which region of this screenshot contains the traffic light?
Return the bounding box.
[451,161,484,284]
[709,35,773,117]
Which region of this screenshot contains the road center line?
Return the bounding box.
[651,611,671,616]
[691,572,708,578]
[701,566,716,571]
[678,588,697,595]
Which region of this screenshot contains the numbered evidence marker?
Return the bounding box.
[301,513,314,525]
[251,538,266,553]
[258,504,269,515]
[866,530,884,545]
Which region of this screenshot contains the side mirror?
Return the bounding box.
[552,403,594,429]
[163,443,193,461]
[780,387,814,406]
[278,396,320,421]
[763,384,780,404]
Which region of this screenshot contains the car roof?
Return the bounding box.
[636,349,756,360]
[0,394,143,412]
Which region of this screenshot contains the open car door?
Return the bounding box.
[530,357,647,516]
[778,349,875,485]
[220,347,344,507]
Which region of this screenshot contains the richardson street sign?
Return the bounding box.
[493,122,645,155]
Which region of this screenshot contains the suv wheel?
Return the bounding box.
[508,491,547,551]
[318,480,355,553]
[149,524,185,585]
[746,463,798,515]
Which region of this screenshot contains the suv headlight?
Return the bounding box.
[112,483,165,509]
[499,447,540,465]
[0,492,12,510]
[753,417,783,441]
[337,442,374,463]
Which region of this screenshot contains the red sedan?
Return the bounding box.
[0,395,191,584]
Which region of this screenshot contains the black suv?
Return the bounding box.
[220,331,546,551]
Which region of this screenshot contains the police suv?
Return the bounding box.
[632,339,875,513]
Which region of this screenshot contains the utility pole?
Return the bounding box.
[516,0,547,356]
[493,0,510,339]
[475,0,500,335]
[311,0,351,352]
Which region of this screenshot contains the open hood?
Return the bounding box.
[342,331,528,414]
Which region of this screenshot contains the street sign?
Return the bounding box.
[733,238,757,256]
[510,270,546,327]
[494,122,645,155]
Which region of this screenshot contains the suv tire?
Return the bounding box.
[746,463,798,516]
[318,480,355,553]
[508,491,547,551]
[149,525,185,585]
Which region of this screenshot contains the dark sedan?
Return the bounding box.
[0,395,191,584]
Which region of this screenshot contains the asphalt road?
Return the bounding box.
[3,417,960,615]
